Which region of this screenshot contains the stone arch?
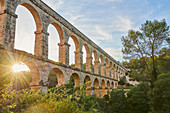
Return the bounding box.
[110,62,113,78]
[13,58,40,91]
[83,44,91,72]
[107,81,110,89]
[114,64,116,79]
[93,50,99,74]
[47,22,64,62]
[84,75,91,95]
[117,66,119,79]
[101,79,105,89]
[105,58,109,77]
[48,67,65,88]
[68,35,81,68]
[84,75,91,87]
[50,22,64,44]
[100,55,104,76]
[94,78,100,97]
[16,3,42,33]
[115,82,118,89]
[14,2,43,56]
[69,35,80,52]
[101,79,106,96]
[70,73,80,87]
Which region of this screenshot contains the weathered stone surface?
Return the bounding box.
[0,0,127,96]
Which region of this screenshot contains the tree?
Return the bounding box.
[149,72,170,113]
[122,47,170,82]
[157,48,170,74]
[127,82,150,113]
[118,76,127,85]
[121,19,170,85]
[108,90,128,113]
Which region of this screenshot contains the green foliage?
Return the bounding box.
[127,82,150,113]
[149,72,170,113]
[0,79,102,113]
[121,19,170,83]
[118,76,127,85]
[108,90,128,113]
[83,63,86,70]
[70,64,75,67]
[123,48,170,82]
[79,95,101,112]
[157,48,170,74]
[48,70,58,88]
[97,96,109,113]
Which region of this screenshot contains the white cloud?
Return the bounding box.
[63,13,84,25]
[105,0,123,2]
[104,48,123,60]
[112,16,133,32]
[42,0,63,10]
[94,26,112,40]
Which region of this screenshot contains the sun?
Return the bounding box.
[12,62,30,72]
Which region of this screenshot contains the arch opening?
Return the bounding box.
[68,36,80,68]
[82,45,86,70]
[84,75,91,88]
[70,73,80,87]
[48,24,60,62]
[101,79,105,89]
[110,62,113,78]
[105,58,109,77]
[94,78,99,89]
[101,79,106,96]
[83,44,91,71]
[84,75,91,95]
[48,68,65,88]
[12,59,40,91]
[93,50,99,74]
[94,78,99,97]
[14,3,42,54]
[114,64,116,79]
[100,55,104,76]
[107,81,110,89]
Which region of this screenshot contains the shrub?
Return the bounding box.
[118,76,127,85]
[149,72,170,113]
[108,90,128,113]
[127,82,150,113]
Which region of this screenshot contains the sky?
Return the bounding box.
[14,0,170,64]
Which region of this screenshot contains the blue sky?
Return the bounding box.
[15,0,170,63]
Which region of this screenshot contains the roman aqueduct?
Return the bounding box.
[0,0,127,97]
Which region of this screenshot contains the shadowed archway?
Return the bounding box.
[94,78,99,97]
[48,68,65,88]
[107,81,110,91]
[70,73,80,87]
[84,75,91,95]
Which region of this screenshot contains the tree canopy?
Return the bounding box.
[121,19,170,83]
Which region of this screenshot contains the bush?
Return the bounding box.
[127,82,150,113]
[118,76,127,85]
[0,80,101,113]
[149,72,170,113]
[108,90,128,113]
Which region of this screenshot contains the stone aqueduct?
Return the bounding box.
[0,0,127,96]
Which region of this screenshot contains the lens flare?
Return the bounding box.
[12,62,30,72]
